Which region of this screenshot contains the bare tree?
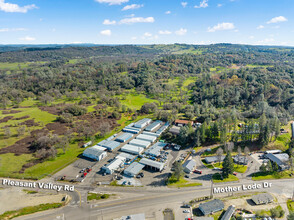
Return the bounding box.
[216,147,224,165]
[17,125,26,137]
[237,146,242,156]
[225,142,234,153]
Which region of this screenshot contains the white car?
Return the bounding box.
[183,209,190,213]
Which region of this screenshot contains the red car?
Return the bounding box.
[82,172,87,178]
[86,168,92,173]
[233,172,237,176]
[193,169,202,174]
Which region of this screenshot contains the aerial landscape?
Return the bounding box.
[0,0,294,220]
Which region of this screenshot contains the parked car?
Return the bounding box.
[183,209,190,213]
[233,172,237,176]
[212,167,222,171]
[60,175,66,180]
[86,168,92,173]
[185,175,189,178]
[193,169,202,174]
[80,168,86,173]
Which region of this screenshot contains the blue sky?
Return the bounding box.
[0,0,293,45]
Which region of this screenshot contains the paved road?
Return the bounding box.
[14,178,294,220]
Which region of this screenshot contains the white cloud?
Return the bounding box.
[217,3,222,7]
[131,36,137,40]
[159,30,172,35]
[119,16,154,24]
[100,29,112,36]
[0,28,27,32]
[144,32,152,37]
[122,4,143,11]
[165,10,171,14]
[208,22,235,32]
[103,19,116,25]
[257,38,274,44]
[95,0,128,5]
[175,28,187,36]
[19,36,35,41]
[194,0,208,8]
[0,0,38,13]
[181,2,188,8]
[267,16,287,24]
[257,25,264,29]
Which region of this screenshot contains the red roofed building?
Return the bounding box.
[175,119,194,126]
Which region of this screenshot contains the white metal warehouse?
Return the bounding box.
[134,118,152,128]
[139,158,165,171]
[145,120,162,132]
[129,139,151,149]
[83,147,107,161]
[101,140,121,151]
[136,134,157,143]
[115,133,133,143]
[145,142,166,157]
[121,144,144,155]
[142,131,160,137]
[124,162,145,177]
[92,145,107,151]
[102,158,124,174]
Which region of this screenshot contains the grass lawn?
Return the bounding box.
[213,163,247,173]
[270,132,291,151]
[212,173,239,183]
[87,193,111,201]
[118,93,158,109]
[167,175,202,188]
[0,203,63,220]
[287,200,294,212]
[201,160,214,169]
[252,171,294,181]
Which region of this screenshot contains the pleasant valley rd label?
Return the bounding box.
[213,182,272,194]
[2,179,74,192]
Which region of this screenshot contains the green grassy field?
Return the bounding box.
[0,61,47,71]
[87,193,111,201]
[252,171,294,181]
[167,175,202,187]
[213,163,248,173]
[212,173,239,183]
[118,93,158,109]
[287,200,294,212]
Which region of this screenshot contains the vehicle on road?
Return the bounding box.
[193,169,202,174]
[183,209,190,213]
[212,167,222,171]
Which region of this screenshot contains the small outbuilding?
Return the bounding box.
[124,162,145,177]
[252,193,274,205]
[204,156,225,164]
[199,199,224,215]
[183,159,196,173]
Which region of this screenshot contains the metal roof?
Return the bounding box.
[101,140,121,150]
[122,128,140,134]
[115,133,133,142]
[169,126,181,134]
[145,120,162,131]
[233,155,248,164]
[116,152,136,161]
[104,158,124,170]
[124,162,145,177]
[205,156,225,163]
[83,147,106,159]
[265,153,289,166]
[92,145,107,151]
[145,142,166,157]
[199,199,224,215]
[121,144,144,155]
[134,118,151,128]
[136,134,157,142]
[156,122,169,134]
[252,193,274,205]
[129,139,151,148]
[183,160,196,172]
[220,205,235,220]
[142,131,160,137]
[265,150,282,154]
[139,158,165,171]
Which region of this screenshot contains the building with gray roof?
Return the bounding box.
[101,140,121,151]
[252,193,274,205]
[124,162,145,177]
[102,157,124,174]
[121,144,144,155]
[136,134,157,143]
[145,120,162,132]
[139,158,165,171]
[142,131,160,137]
[134,118,152,128]
[220,205,235,220]
[233,155,248,165]
[115,133,133,143]
[265,153,289,170]
[122,128,140,134]
[83,147,107,161]
[183,159,196,173]
[199,199,224,215]
[205,156,225,164]
[144,142,166,157]
[129,139,151,149]
[156,122,169,135]
[169,126,181,135]
[116,152,136,161]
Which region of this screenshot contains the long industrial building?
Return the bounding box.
[100,140,121,151]
[136,134,157,143]
[129,139,151,149]
[139,158,165,171]
[142,131,160,137]
[102,158,124,174]
[145,142,166,157]
[115,133,133,143]
[134,118,152,128]
[122,128,140,134]
[145,120,162,132]
[124,162,145,177]
[156,122,170,135]
[83,147,107,161]
[121,144,144,155]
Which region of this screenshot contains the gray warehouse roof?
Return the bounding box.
[101,140,120,151]
[265,153,289,166]
[183,160,196,172]
[205,156,225,163]
[145,120,162,131]
[145,142,166,157]
[129,139,151,148]
[121,144,144,155]
[139,158,165,171]
[136,134,157,142]
[134,118,151,128]
[115,133,133,142]
[142,131,160,137]
[199,199,224,215]
[124,162,145,177]
[116,152,136,161]
[252,193,274,205]
[220,205,235,220]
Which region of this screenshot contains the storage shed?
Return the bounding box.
[139,158,165,171]
[156,122,170,135]
[83,147,107,161]
[101,140,120,151]
[145,120,162,132]
[102,158,124,174]
[205,156,225,164]
[136,134,157,143]
[134,118,152,128]
[124,162,145,177]
[121,144,144,155]
[129,139,151,149]
[183,160,196,173]
[115,133,133,143]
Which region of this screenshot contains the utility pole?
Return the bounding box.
[210,179,213,199]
